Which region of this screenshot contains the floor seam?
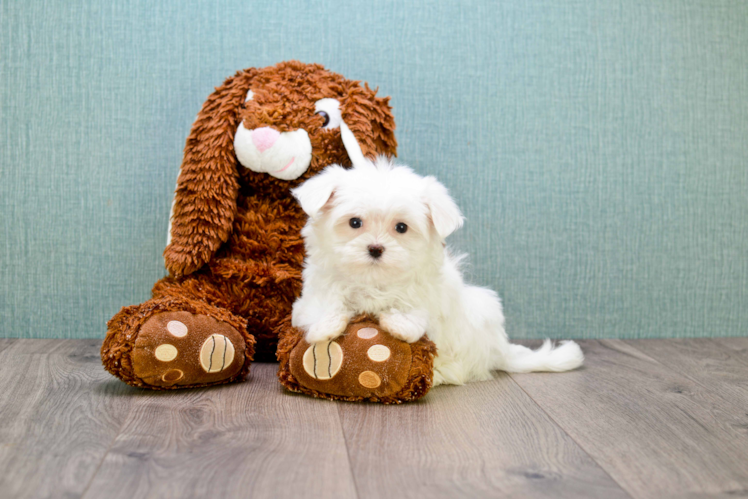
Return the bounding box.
[505,348,635,499]
[619,338,748,426]
[79,398,131,498]
[336,404,361,499]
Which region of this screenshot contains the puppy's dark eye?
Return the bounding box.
[316,111,330,128]
[349,217,362,229]
[395,222,408,234]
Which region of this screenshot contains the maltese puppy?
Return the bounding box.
[291,156,583,385]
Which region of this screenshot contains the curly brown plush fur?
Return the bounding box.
[102,61,397,389]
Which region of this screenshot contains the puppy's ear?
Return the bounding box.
[424,177,464,239]
[292,165,346,218]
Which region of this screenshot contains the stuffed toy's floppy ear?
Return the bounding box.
[424,177,464,240]
[292,164,346,218]
[340,82,397,161]
[164,69,257,277]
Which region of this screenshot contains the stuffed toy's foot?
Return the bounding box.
[277,315,437,404]
[128,312,247,388]
[102,299,255,390]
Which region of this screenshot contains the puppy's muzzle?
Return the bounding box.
[368,244,384,259]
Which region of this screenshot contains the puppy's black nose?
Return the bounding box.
[368,244,384,259]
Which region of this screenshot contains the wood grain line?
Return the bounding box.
[0,339,135,498]
[338,371,628,498]
[84,363,358,498]
[714,337,748,368]
[511,339,748,498]
[623,338,748,412]
[0,338,17,354]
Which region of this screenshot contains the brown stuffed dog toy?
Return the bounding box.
[101,61,435,401]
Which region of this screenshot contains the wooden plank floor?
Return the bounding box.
[1,338,747,498]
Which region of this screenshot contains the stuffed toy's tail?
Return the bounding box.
[500,340,584,373]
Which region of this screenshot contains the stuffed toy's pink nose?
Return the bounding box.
[252,127,280,153]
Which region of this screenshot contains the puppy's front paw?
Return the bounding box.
[379,309,428,343]
[304,313,350,344]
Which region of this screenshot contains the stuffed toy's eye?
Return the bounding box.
[349,217,363,229]
[314,98,343,129]
[395,222,408,234]
[316,110,330,128]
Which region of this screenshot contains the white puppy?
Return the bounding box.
[291,156,583,385]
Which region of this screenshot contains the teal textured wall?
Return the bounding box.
[2,1,747,339]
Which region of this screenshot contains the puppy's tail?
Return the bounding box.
[499,340,584,373]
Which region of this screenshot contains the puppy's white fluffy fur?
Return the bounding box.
[291,157,583,385]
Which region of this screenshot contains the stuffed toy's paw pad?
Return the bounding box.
[278,316,437,403]
[132,312,246,387]
[302,340,344,379]
[291,323,411,397]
